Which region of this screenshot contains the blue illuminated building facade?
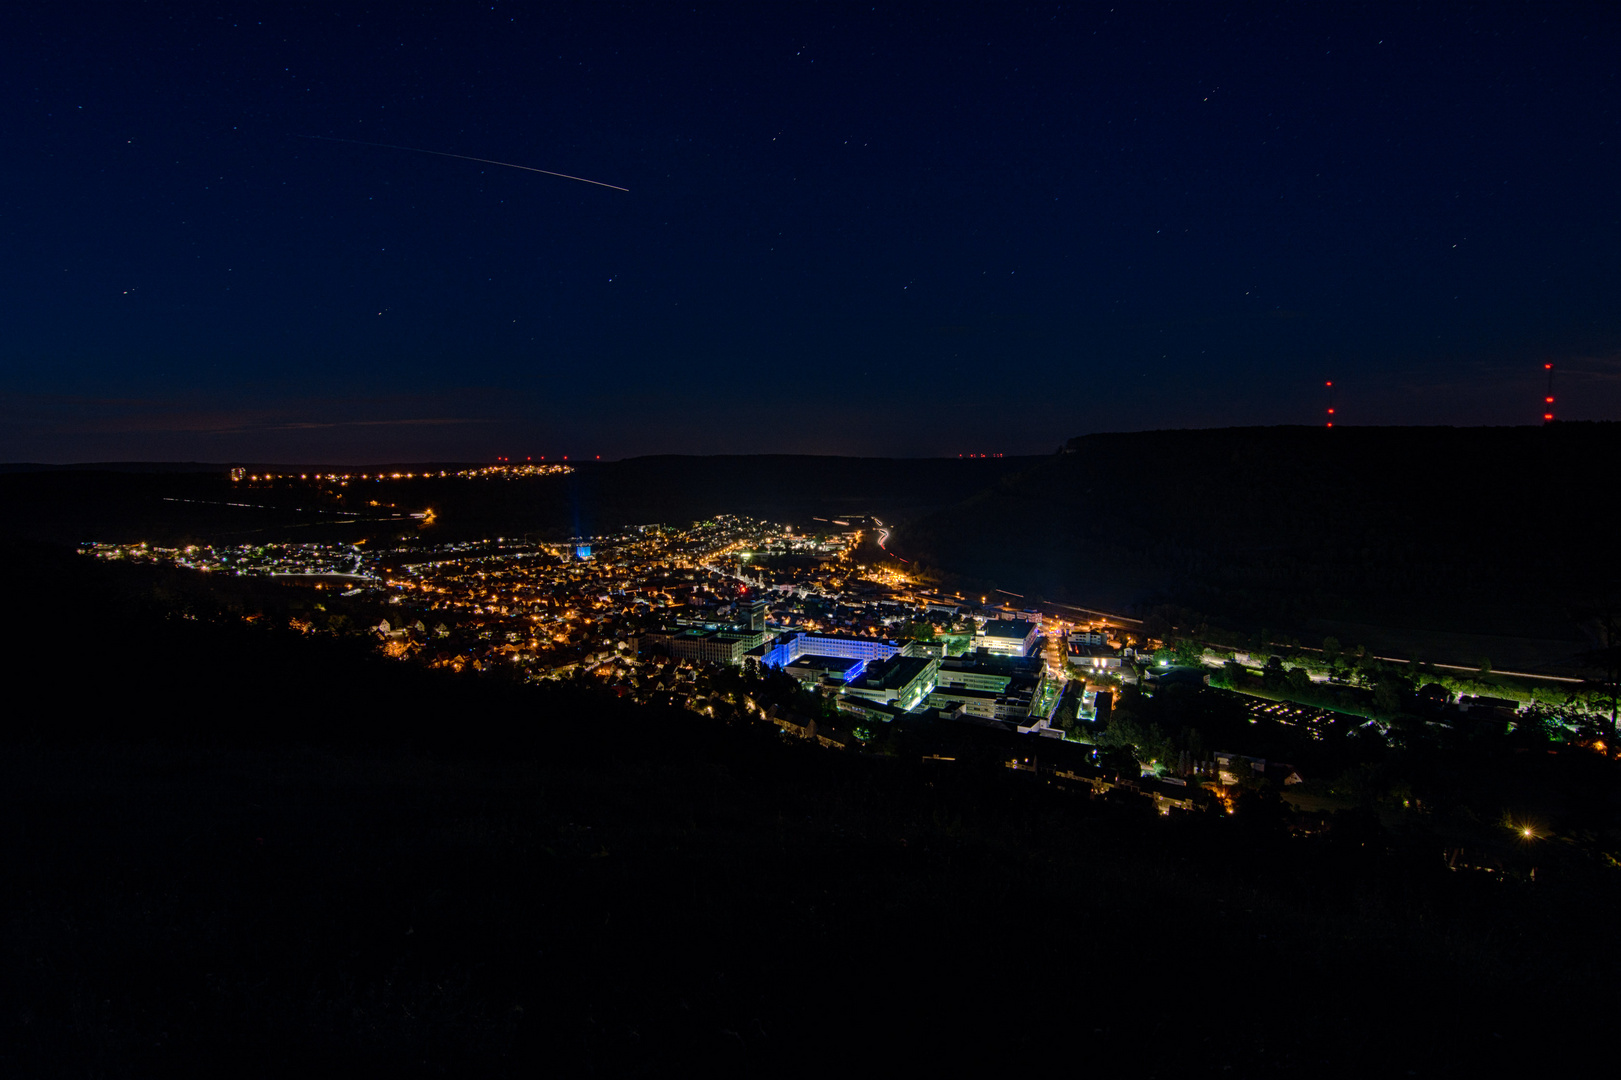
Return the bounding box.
[784,654,869,687]
[760,632,903,670]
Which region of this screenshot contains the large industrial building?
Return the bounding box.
[1067,639,1122,670]
[783,653,867,687]
[759,631,945,712]
[638,626,766,664]
[931,653,1046,721]
[759,631,908,669]
[842,654,940,713]
[976,617,1039,657]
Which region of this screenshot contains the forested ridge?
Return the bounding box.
[5,426,1617,667]
[900,424,1621,662]
[0,454,1036,548]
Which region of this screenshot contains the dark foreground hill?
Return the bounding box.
[897,424,1621,669]
[3,541,1619,1076]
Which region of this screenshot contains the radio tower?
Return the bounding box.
[1325,380,1335,428]
[1543,363,1555,424]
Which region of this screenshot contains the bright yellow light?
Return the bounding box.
[1521,827,1534,839]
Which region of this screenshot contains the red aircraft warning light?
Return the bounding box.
[1544,363,1556,424]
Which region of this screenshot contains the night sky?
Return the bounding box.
[4,2,1619,463]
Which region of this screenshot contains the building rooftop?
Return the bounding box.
[849,654,934,692]
[942,653,1045,676]
[929,685,1000,701]
[980,618,1037,640]
[786,655,864,677]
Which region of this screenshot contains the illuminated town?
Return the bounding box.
[12,5,1621,1071]
[89,500,1599,813]
[228,461,575,484]
[85,515,1136,752]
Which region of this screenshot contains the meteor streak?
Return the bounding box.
[295,134,629,192]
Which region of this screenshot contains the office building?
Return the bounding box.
[977,618,1039,657]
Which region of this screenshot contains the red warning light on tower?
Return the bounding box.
[1325,380,1336,428]
[1543,363,1556,424]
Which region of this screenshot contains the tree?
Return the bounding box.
[1230,785,1290,834]
[903,620,936,642]
[1372,675,1408,716]
[1211,660,1246,690]
[1053,691,1080,730]
[1262,655,1286,693]
[1322,636,1342,665]
[1103,707,1176,772]
[1097,746,1140,776]
[1172,638,1204,666]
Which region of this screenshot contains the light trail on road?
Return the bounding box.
[875,525,908,562]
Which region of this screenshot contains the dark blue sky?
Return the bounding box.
[3,2,1619,462]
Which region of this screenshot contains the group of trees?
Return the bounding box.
[1206,655,1386,717]
[1185,630,1600,719]
[900,619,936,641]
[1084,682,1267,777]
[1143,627,1201,669]
[1083,645,1621,838]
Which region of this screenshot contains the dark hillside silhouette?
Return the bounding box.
[899,424,1621,663]
[2,538,1619,1074]
[0,454,1036,547]
[6,426,1618,665]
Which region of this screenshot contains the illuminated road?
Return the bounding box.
[1042,629,1067,681]
[874,519,909,562]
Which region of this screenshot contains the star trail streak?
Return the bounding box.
[296,134,629,192]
